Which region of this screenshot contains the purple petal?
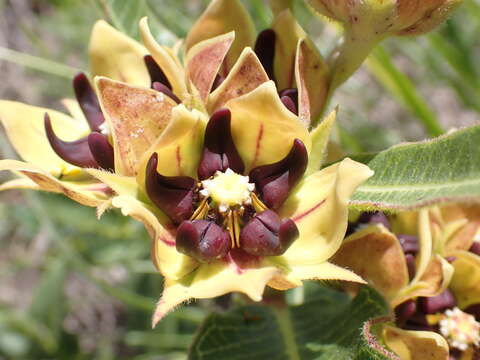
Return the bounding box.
[470,242,480,256]
[405,253,416,280]
[418,290,457,314]
[357,211,391,230]
[398,234,419,255]
[465,303,480,321]
[211,73,225,92]
[144,55,172,90]
[395,300,417,326]
[254,29,276,82]
[280,95,297,115]
[88,132,115,171]
[176,220,231,262]
[249,139,307,209]
[197,108,245,179]
[152,82,181,104]
[145,153,196,224]
[73,72,105,132]
[44,113,99,168]
[240,210,298,256]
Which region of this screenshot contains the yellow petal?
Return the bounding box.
[89,20,149,87]
[383,325,449,360]
[0,177,39,191]
[271,10,305,90]
[184,0,255,73]
[85,169,138,198]
[136,105,207,193]
[139,18,187,97]
[305,108,337,176]
[227,81,310,172]
[185,32,234,103]
[441,205,480,254]
[0,159,108,206]
[394,255,453,307]
[268,260,365,290]
[96,77,176,176]
[207,47,269,113]
[295,38,329,124]
[0,101,88,177]
[332,225,409,300]
[152,262,279,326]
[110,195,198,280]
[279,158,374,265]
[449,250,480,309]
[413,209,433,283]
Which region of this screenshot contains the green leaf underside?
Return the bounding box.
[351,125,480,211]
[189,285,391,360]
[96,0,178,43]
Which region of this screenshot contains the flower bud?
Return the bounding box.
[307,0,463,37]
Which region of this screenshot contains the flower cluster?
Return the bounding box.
[0,0,374,327]
[336,206,480,359]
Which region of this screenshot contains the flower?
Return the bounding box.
[306,0,463,91]
[0,20,151,206]
[334,206,480,359]
[87,77,373,326]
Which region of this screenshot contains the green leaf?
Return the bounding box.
[366,46,444,137]
[189,285,392,360]
[350,125,480,211]
[95,0,180,42]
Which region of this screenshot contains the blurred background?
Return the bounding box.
[0,0,479,358]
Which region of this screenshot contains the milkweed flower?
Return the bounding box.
[334,206,480,359]
[87,78,373,326]
[306,0,463,91]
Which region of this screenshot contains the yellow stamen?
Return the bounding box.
[190,197,209,220]
[251,192,267,213]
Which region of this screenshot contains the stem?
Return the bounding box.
[0,46,79,79]
[273,306,301,360]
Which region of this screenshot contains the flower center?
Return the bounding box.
[439,307,480,351]
[200,168,255,212]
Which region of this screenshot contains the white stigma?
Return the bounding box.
[439,307,480,351]
[200,169,255,211]
[99,122,110,136]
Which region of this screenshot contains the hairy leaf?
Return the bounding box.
[350,125,480,211]
[189,285,392,360]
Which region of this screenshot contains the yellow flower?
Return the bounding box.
[334,205,480,359]
[0,20,149,206]
[86,78,373,326]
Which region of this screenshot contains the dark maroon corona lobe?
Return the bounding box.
[249,139,308,210]
[469,242,480,256]
[404,253,416,280]
[418,290,457,315]
[44,113,100,168]
[152,82,181,104]
[197,108,245,180]
[254,29,276,82]
[144,55,172,90]
[357,211,392,230]
[176,220,231,262]
[145,153,196,225]
[395,300,417,326]
[398,234,419,254]
[240,210,298,256]
[280,95,297,115]
[88,132,115,171]
[73,72,105,132]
